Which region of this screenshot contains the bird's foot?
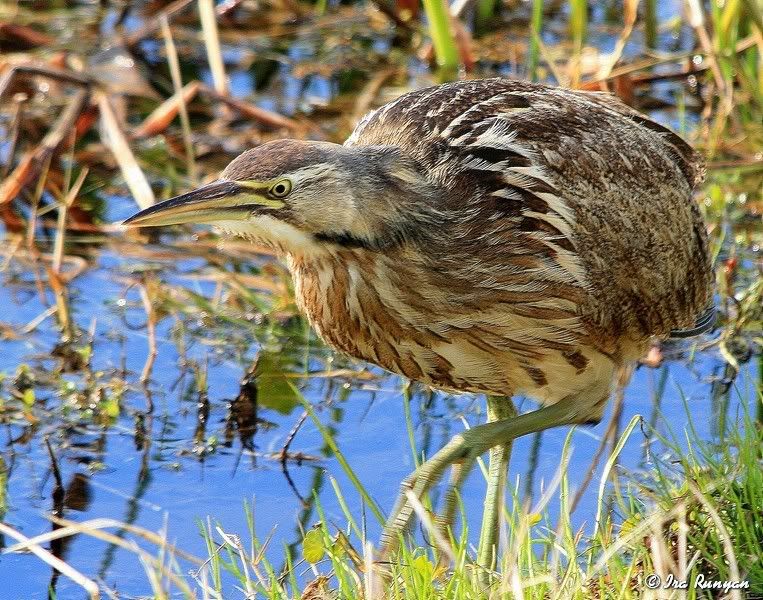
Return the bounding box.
[378,427,486,561]
[377,395,588,564]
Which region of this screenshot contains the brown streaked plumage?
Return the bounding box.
[124,77,714,565]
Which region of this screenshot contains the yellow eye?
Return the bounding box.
[270,179,292,198]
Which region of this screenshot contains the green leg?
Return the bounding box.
[476,396,517,576]
[437,397,516,547]
[436,454,472,545]
[379,393,590,558]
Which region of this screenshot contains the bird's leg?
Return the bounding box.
[435,396,516,553]
[476,396,517,574]
[378,394,590,559]
[436,453,474,546]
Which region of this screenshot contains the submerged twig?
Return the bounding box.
[44,436,64,491]
[279,411,308,467]
[279,411,309,506]
[139,283,158,385]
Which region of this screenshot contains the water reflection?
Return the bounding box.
[223,364,259,455]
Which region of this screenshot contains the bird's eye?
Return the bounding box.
[270,179,292,198]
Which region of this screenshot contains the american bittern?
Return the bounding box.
[125,78,714,566]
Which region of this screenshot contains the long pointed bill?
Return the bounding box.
[123,180,276,227]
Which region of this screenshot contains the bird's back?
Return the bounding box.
[346,78,713,355]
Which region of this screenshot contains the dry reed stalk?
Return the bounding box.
[593,0,638,82]
[685,0,735,155]
[350,67,400,127]
[7,516,206,567]
[0,522,100,600]
[0,89,87,205]
[38,517,197,597]
[20,305,58,334]
[363,541,384,600]
[24,154,51,252]
[52,167,88,274]
[125,0,195,47]
[507,448,570,596]
[160,16,198,184]
[198,83,302,130]
[535,36,568,87]
[47,264,75,341]
[133,79,300,138]
[366,0,416,32]
[582,34,757,92]
[0,64,92,100]
[180,271,285,293]
[215,528,256,597]
[0,92,26,180]
[96,91,156,209]
[216,0,247,17]
[569,365,631,513]
[1,211,117,234]
[125,0,237,48]
[0,235,21,273]
[582,51,696,87]
[0,244,89,280]
[404,489,456,564]
[132,80,201,139]
[198,0,229,97]
[686,0,730,96]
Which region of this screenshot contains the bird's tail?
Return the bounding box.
[668,304,717,339]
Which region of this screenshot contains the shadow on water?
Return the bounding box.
[0,0,760,597]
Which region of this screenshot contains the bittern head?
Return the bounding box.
[124,139,439,254]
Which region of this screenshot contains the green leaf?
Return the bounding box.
[102,396,120,418]
[22,388,35,408]
[77,344,93,364]
[412,554,434,578]
[302,529,324,564]
[254,350,300,414]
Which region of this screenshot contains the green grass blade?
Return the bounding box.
[296,386,385,524]
[422,0,459,75]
